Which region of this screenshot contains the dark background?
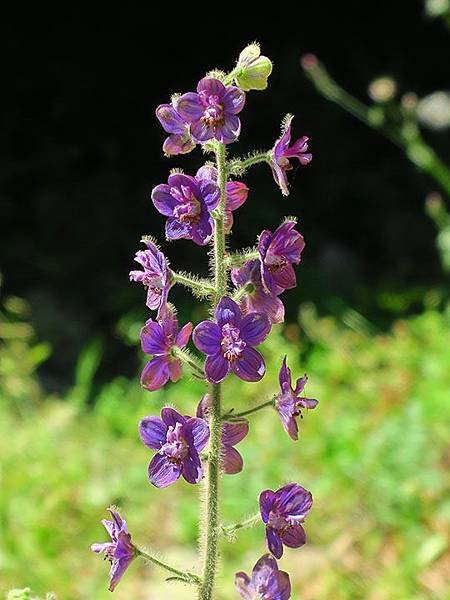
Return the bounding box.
[1,3,448,389]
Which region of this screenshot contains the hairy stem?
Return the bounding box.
[172,347,205,379]
[137,548,201,584]
[225,249,259,268]
[172,271,215,297]
[221,512,260,539]
[225,397,275,420]
[198,142,228,600]
[303,58,450,197]
[228,152,271,176]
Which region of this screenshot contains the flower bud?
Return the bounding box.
[368,77,397,103]
[235,43,272,92]
[417,91,450,130]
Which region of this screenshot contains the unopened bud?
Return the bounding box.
[417,91,450,130]
[368,77,397,103]
[235,43,273,92]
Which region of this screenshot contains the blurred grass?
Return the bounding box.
[1,298,449,599]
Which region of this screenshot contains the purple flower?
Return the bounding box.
[151,173,220,246]
[156,102,196,156]
[235,554,291,600]
[175,77,245,144]
[139,407,209,487]
[271,115,312,196]
[258,220,305,295]
[231,259,285,325]
[197,394,249,474]
[140,307,192,391]
[91,507,136,592]
[193,297,270,384]
[129,239,171,312]
[276,357,318,440]
[259,483,313,559]
[196,165,248,233]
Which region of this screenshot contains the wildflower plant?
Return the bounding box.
[92,44,318,598]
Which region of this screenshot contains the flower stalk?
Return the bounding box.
[225,397,276,420]
[198,142,228,600]
[137,548,201,585]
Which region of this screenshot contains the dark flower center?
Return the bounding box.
[161,422,189,462]
[265,256,287,273]
[199,92,224,127]
[171,185,202,224]
[267,510,288,532]
[142,274,164,293]
[220,323,246,361]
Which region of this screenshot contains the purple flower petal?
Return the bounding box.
[175,92,203,121]
[266,526,284,559]
[234,572,253,600]
[259,489,276,523]
[91,541,113,554]
[216,114,241,143]
[108,556,130,592]
[251,554,279,588]
[184,417,210,452]
[294,374,308,395]
[205,352,229,383]
[193,321,221,355]
[222,420,249,446]
[215,296,241,326]
[196,165,218,181]
[151,184,178,216]
[148,453,182,488]
[161,407,186,428]
[221,86,246,114]
[182,448,203,484]
[275,483,313,518]
[168,357,182,382]
[278,408,299,441]
[249,289,285,325]
[231,346,265,382]
[163,132,196,156]
[190,119,215,142]
[155,103,185,134]
[240,312,271,346]
[280,523,307,549]
[300,397,319,410]
[165,217,191,241]
[198,180,220,211]
[279,356,292,390]
[197,77,226,97]
[176,322,193,348]
[222,446,243,474]
[272,263,297,291]
[138,416,167,449]
[225,181,248,211]
[140,320,167,355]
[265,571,292,600]
[140,356,170,391]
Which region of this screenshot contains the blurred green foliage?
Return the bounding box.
[1,297,449,599]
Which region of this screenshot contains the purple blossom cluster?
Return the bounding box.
[93,44,318,598]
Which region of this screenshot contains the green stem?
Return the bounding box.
[222,67,240,86]
[172,348,204,379]
[232,283,254,303]
[221,513,260,539]
[198,142,228,600]
[137,548,201,584]
[172,271,215,297]
[225,249,259,268]
[225,397,275,420]
[304,60,450,197]
[228,152,271,176]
